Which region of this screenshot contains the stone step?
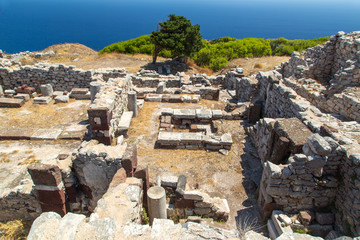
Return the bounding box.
[267,219,279,240]
[0,97,25,108]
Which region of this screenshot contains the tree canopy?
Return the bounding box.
[150,14,203,63]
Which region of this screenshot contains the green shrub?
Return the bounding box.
[100,34,329,71]
[209,57,228,71]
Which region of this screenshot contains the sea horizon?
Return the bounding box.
[0,0,359,53]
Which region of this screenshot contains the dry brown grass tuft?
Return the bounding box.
[254,63,264,69]
[0,219,30,240]
[18,155,39,165]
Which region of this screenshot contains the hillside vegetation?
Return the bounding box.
[100,35,329,71]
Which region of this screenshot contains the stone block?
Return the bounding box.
[191,95,200,103]
[134,165,150,209]
[88,107,110,130]
[145,94,162,102]
[161,175,178,188]
[118,111,134,132]
[14,93,30,101]
[305,134,332,156]
[33,96,52,104]
[161,108,174,116]
[70,92,91,100]
[31,129,62,140]
[299,211,314,225]
[37,189,66,205]
[52,91,64,98]
[70,88,89,94]
[0,128,35,140]
[55,95,69,103]
[212,110,223,119]
[0,97,25,108]
[274,118,313,153]
[220,133,233,145]
[175,175,187,198]
[168,94,182,103]
[196,108,212,119]
[173,109,196,119]
[122,144,138,177]
[40,84,53,96]
[108,168,127,190]
[28,163,63,186]
[40,203,66,217]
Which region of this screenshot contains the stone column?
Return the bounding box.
[40,84,53,96]
[28,163,66,216]
[127,91,138,117]
[147,186,167,225]
[90,81,101,103]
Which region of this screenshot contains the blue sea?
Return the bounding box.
[0,0,359,53]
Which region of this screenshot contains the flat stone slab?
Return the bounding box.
[196,109,212,119]
[145,94,162,102]
[31,129,63,140]
[0,97,25,108]
[70,88,89,94]
[274,118,313,153]
[0,128,35,140]
[220,133,233,145]
[157,132,203,144]
[161,108,174,116]
[33,96,52,104]
[52,91,64,98]
[173,109,196,119]
[14,93,30,101]
[58,124,87,140]
[70,93,91,100]
[118,111,134,131]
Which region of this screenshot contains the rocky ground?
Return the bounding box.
[124,91,264,231]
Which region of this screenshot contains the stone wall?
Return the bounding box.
[88,76,132,145]
[0,63,127,91]
[0,178,41,222]
[72,140,127,210]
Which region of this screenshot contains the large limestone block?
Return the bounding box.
[28,212,62,240]
[55,213,86,240]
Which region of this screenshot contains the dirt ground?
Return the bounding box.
[0,99,90,131]
[19,43,289,77]
[124,91,264,230]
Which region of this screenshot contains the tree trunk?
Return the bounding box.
[152,45,160,64]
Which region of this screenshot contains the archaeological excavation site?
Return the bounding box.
[0,31,360,239]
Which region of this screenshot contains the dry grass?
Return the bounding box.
[0,219,30,240]
[218,56,290,76]
[0,99,89,130]
[18,154,39,165]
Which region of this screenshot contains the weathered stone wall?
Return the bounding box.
[281,31,360,91]
[0,63,127,91]
[224,68,244,89]
[72,140,126,210]
[131,75,182,88]
[88,76,132,145]
[0,179,41,222]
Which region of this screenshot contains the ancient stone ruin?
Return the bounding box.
[0,31,360,239]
